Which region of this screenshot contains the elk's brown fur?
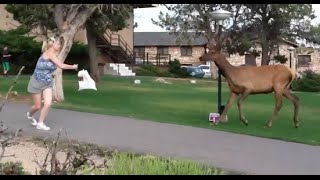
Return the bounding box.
[200,41,300,128]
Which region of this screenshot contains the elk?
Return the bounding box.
[200,40,300,128]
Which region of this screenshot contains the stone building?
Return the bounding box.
[134,32,300,70]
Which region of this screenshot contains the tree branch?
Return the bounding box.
[54,4,65,32]
[72,5,98,27]
[66,4,82,26]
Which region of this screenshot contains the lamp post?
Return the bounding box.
[210,9,232,115]
[287,47,295,69]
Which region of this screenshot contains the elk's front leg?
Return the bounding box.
[220,92,238,123]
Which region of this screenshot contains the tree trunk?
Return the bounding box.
[52,5,98,101]
[260,41,270,66]
[52,31,76,101]
[86,27,100,83]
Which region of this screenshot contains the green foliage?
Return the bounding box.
[0,28,41,74]
[225,37,256,56]
[152,4,315,64]
[136,64,173,77]
[5,4,57,35]
[0,28,89,74]
[292,70,320,92]
[81,152,227,175]
[65,43,90,74]
[86,5,132,35]
[0,162,28,175]
[273,55,288,64]
[168,59,190,78]
[136,60,190,78]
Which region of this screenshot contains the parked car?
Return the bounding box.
[181,66,205,78]
[198,65,211,78]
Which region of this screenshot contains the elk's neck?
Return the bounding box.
[213,55,235,77]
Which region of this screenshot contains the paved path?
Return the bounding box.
[2,102,320,175]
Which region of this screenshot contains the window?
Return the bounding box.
[180,46,192,56]
[297,55,311,67]
[271,45,280,56]
[157,47,169,55]
[134,47,145,57]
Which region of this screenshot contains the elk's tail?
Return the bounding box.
[285,66,297,89]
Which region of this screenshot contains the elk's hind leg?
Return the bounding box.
[265,88,283,128]
[283,89,300,128]
[237,91,250,125]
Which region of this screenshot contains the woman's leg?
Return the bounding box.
[29,93,42,116]
[37,88,52,130]
[27,93,42,126]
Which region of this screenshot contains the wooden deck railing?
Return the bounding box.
[101,29,134,57]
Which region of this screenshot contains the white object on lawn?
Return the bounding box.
[134,79,141,84]
[78,69,97,91]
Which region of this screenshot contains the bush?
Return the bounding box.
[273,55,288,64]
[292,70,320,92]
[136,64,173,77]
[64,43,90,74]
[80,152,227,175]
[0,28,90,75]
[0,162,28,175]
[0,28,42,74]
[168,59,190,78]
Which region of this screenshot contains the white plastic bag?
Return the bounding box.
[78,69,97,91]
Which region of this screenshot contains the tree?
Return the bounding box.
[85,5,131,83]
[240,4,314,65]
[152,4,315,65]
[5,4,132,101]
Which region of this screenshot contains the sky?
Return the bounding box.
[133,4,320,32]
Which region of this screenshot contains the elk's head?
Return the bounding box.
[199,38,222,62]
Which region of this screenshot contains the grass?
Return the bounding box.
[5,136,230,175]
[81,152,228,175]
[1,75,320,145]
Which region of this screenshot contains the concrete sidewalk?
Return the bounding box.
[2,102,320,175]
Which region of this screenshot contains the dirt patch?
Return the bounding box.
[1,136,105,175]
[1,137,67,175]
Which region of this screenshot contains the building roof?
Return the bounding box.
[279,38,299,47]
[134,32,208,46]
[134,32,299,48]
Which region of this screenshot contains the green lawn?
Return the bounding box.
[1,75,320,145]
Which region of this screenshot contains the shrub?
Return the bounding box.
[292,70,320,92]
[168,59,190,78]
[80,152,227,175]
[0,162,28,175]
[136,64,173,77]
[136,67,158,76]
[273,55,288,64]
[64,43,90,74]
[0,28,90,75]
[0,28,42,74]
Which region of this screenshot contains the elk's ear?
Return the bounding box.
[214,42,222,52]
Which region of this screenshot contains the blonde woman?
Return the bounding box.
[26,37,78,131]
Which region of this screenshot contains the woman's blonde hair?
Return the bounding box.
[41,37,59,53]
